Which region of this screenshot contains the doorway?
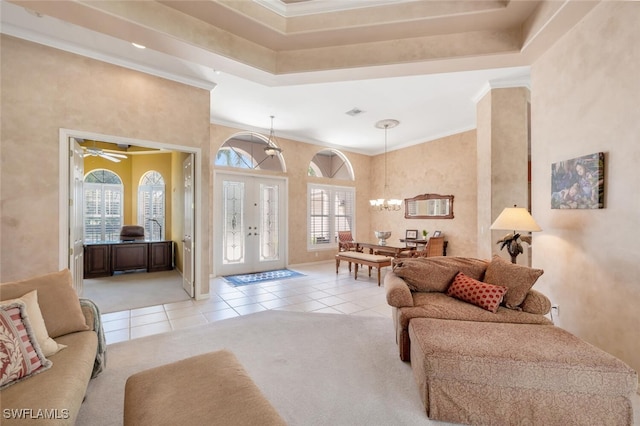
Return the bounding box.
[59,129,201,301]
[214,172,287,276]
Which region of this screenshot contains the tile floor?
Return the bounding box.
[101,261,392,345]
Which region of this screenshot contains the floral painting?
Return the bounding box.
[551,152,604,209]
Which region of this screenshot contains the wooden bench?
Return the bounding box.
[335,252,392,286]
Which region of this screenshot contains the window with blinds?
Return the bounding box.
[138,171,165,241]
[308,184,355,249]
[84,170,123,242]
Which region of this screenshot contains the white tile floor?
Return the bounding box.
[101,261,392,345]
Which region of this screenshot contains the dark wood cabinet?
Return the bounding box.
[148,241,173,272]
[84,244,111,278]
[111,243,148,273]
[84,241,173,278]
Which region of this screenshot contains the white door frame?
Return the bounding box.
[213,170,288,277]
[58,128,203,299]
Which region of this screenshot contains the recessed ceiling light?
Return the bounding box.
[131,43,146,49]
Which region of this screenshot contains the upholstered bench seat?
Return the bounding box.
[335,252,392,286]
[124,350,286,426]
[409,318,638,425]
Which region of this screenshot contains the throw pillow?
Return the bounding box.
[0,269,89,338]
[519,289,552,315]
[0,301,52,390]
[446,272,507,313]
[392,257,488,293]
[3,291,66,357]
[483,255,544,309]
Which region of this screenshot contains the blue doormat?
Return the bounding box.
[223,269,305,286]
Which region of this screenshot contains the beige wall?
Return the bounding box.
[531,2,639,373]
[370,130,478,257]
[0,36,211,296]
[477,87,531,263]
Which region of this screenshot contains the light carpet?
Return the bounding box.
[82,270,190,313]
[77,310,450,426]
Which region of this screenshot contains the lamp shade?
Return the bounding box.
[490,206,542,232]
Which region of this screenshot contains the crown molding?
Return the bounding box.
[1,22,217,91]
[472,74,531,104]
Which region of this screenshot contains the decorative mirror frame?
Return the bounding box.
[404,193,454,219]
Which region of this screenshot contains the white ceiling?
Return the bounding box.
[0,1,591,155]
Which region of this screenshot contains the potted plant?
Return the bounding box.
[422,230,428,240]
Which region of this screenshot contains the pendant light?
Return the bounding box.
[370,119,402,211]
[264,115,283,157]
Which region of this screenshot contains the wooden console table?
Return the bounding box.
[399,239,448,256]
[84,240,174,278]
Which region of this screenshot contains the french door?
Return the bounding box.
[183,155,195,297]
[215,173,286,276]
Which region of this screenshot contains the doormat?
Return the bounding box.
[223,269,305,286]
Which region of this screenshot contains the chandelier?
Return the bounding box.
[370,119,402,211]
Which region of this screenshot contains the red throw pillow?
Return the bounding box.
[446,272,508,313]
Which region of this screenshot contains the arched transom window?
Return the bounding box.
[308,149,354,180]
[215,132,285,172]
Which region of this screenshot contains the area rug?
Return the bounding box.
[76,310,437,426]
[223,269,305,286]
[83,270,190,313]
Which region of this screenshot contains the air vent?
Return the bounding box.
[345,107,364,117]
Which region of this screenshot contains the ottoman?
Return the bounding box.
[124,350,286,426]
[409,318,637,425]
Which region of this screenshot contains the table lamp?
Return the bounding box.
[490,205,542,263]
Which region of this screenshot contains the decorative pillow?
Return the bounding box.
[0,269,89,338]
[392,257,488,293]
[0,301,52,390]
[483,255,544,309]
[3,291,66,357]
[446,272,508,313]
[519,289,552,315]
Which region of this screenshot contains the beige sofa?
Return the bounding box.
[385,256,554,361]
[386,256,638,424]
[1,269,105,425]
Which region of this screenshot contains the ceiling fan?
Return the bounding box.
[83,147,127,162]
[77,138,128,163]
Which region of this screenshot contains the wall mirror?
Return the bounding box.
[404,193,454,219]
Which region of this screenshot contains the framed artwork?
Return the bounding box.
[432,230,442,237]
[551,152,604,209]
[405,229,418,240]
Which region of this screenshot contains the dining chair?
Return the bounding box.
[397,236,445,258]
[337,230,360,252]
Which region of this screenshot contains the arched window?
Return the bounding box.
[308,149,354,180]
[138,171,165,241]
[215,146,254,169]
[215,132,285,172]
[84,170,123,242]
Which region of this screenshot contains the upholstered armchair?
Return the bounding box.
[337,231,361,252]
[397,236,445,258]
